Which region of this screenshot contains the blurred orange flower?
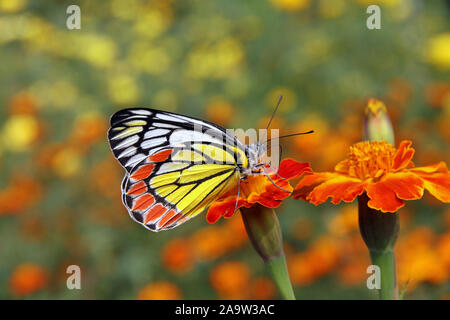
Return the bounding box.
[161,238,193,274]
[10,263,49,297]
[293,140,450,212]
[190,218,247,261]
[0,175,42,215]
[210,261,250,299]
[288,236,340,286]
[205,99,235,127]
[250,277,276,300]
[206,158,311,223]
[68,112,108,152]
[137,281,181,300]
[396,228,449,290]
[9,91,38,115]
[425,82,450,109]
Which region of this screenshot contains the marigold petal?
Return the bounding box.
[393,140,414,170]
[365,172,424,212]
[263,179,293,200]
[410,162,448,174]
[277,158,312,180]
[206,198,250,223]
[292,172,337,200]
[306,176,365,205]
[411,162,450,203]
[247,192,283,208]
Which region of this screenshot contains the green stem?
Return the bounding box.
[266,255,296,300]
[240,206,296,300]
[369,250,398,300]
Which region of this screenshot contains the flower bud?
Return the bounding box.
[363,99,395,145]
[357,193,399,252]
[240,205,283,262]
[241,205,295,300]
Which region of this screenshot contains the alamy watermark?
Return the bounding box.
[66,265,81,290]
[66,5,81,30]
[366,265,381,290]
[366,5,381,30]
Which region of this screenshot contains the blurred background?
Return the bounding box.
[0,0,449,299]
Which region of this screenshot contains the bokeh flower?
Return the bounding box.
[0,174,42,215]
[269,0,311,12]
[205,98,235,127]
[161,238,194,274]
[9,263,48,297]
[137,281,181,300]
[250,277,276,300]
[426,33,450,70]
[210,261,250,299]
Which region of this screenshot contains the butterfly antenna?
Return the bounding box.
[263,171,290,193]
[266,130,314,144]
[232,178,242,214]
[268,164,287,180]
[266,95,283,130]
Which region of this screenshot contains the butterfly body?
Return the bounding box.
[108,108,271,232]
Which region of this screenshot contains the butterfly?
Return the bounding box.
[107,101,311,232]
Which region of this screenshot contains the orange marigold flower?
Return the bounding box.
[293,140,450,212]
[206,158,311,223]
[250,277,276,300]
[137,281,181,300]
[10,263,49,297]
[0,175,42,215]
[210,261,250,298]
[161,238,193,274]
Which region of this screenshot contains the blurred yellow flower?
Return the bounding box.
[153,89,178,111]
[186,38,244,79]
[108,74,140,105]
[52,148,82,178]
[48,81,79,109]
[128,42,170,74]
[318,0,345,19]
[78,34,117,69]
[427,33,450,70]
[0,0,26,13]
[270,0,310,12]
[134,9,172,39]
[355,0,402,7]
[138,281,181,300]
[2,114,39,152]
[110,0,140,20]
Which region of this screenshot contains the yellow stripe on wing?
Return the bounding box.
[176,170,238,215]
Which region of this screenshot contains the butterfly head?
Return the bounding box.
[244,142,272,175]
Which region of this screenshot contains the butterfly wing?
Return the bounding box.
[107,108,247,231]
